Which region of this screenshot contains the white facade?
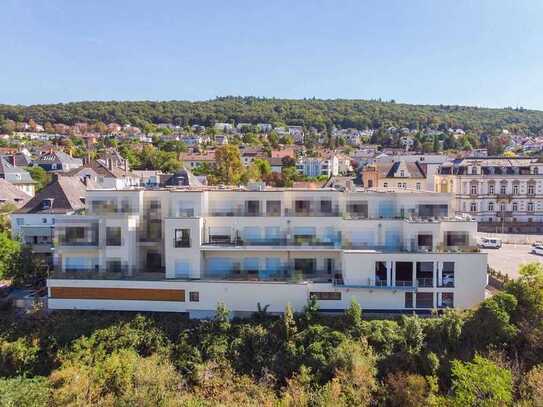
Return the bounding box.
[43,187,487,317]
[297,156,340,177]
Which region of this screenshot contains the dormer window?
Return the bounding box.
[400,170,404,177]
[534,167,539,175]
[41,199,52,209]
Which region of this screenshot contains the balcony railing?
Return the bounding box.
[200,268,341,283]
[49,269,166,281]
[416,277,434,287]
[203,237,341,248]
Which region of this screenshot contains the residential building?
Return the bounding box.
[297,155,339,177]
[180,151,216,170]
[11,175,87,264]
[257,123,272,133]
[362,161,428,191]
[0,157,36,196]
[34,151,83,172]
[65,159,140,189]
[241,147,265,166]
[214,123,233,132]
[44,186,486,317]
[289,126,305,144]
[0,179,31,208]
[436,157,543,233]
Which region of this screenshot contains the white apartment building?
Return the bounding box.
[44,185,487,318]
[297,156,340,177]
[436,157,543,233]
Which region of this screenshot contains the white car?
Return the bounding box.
[479,238,502,249]
[532,245,543,256]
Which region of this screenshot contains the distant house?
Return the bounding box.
[0,179,31,208]
[215,135,229,145]
[296,154,339,177]
[11,175,88,264]
[240,147,265,166]
[0,157,36,196]
[180,151,216,169]
[214,123,233,132]
[268,157,284,173]
[288,126,305,144]
[65,159,139,189]
[257,123,272,133]
[33,151,83,172]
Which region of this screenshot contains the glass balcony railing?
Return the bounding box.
[203,237,341,248]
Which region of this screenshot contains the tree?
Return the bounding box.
[0,232,21,279]
[345,298,363,338]
[215,145,243,185]
[448,355,513,406]
[0,377,51,407]
[25,166,51,191]
[0,203,17,234]
[384,372,437,407]
[160,157,181,173]
[520,364,543,406]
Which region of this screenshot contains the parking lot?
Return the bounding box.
[482,244,543,278]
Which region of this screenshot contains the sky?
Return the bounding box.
[2,0,543,109]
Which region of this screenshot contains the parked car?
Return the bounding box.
[532,245,543,256]
[479,238,502,249]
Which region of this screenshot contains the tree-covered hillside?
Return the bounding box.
[1,97,543,135]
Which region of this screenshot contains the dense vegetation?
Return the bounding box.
[1,97,543,135]
[1,262,543,406]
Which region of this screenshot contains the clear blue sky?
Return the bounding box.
[2,0,543,109]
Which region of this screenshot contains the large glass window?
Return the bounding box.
[174,229,191,248]
[444,231,469,247]
[266,200,281,216]
[442,262,455,287]
[416,292,434,308]
[346,201,368,219]
[416,262,434,287]
[245,200,260,216]
[106,227,122,246]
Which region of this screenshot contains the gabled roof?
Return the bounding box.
[375,161,426,179]
[0,179,31,208]
[65,159,133,179]
[34,151,83,166]
[14,176,87,214]
[0,157,35,184]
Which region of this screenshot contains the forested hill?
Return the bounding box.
[1,96,543,134]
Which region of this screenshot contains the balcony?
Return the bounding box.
[416,277,434,288]
[284,208,341,217]
[49,269,166,281]
[199,268,341,283]
[336,278,416,291]
[202,237,342,250]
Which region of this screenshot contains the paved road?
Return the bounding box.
[482,243,543,278]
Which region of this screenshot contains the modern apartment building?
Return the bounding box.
[436,157,543,233]
[44,185,486,318]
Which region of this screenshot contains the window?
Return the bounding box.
[441,293,454,308]
[310,291,341,300]
[367,180,373,188]
[416,182,421,190]
[445,231,469,247]
[16,218,23,226]
[400,170,405,177]
[189,291,199,302]
[500,185,506,194]
[266,200,281,216]
[398,183,402,188]
[529,185,535,195]
[403,183,406,188]
[405,292,413,308]
[383,182,388,188]
[488,202,494,211]
[513,185,519,195]
[106,260,122,273]
[174,228,191,248]
[320,200,332,214]
[470,202,477,212]
[500,203,506,212]
[41,199,51,209]
[106,227,122,246]
[471,167,477,175]
[535,167,539,175]
[513,202,518,211]
[42,218,47,224]
[470,185,477,195]
[416,292,434,308]
[442,262,455,287]
[528,202,534,212]
[489,185,495,194]
[246,200,260,216]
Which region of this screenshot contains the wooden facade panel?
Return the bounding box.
[50,287,185,302]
